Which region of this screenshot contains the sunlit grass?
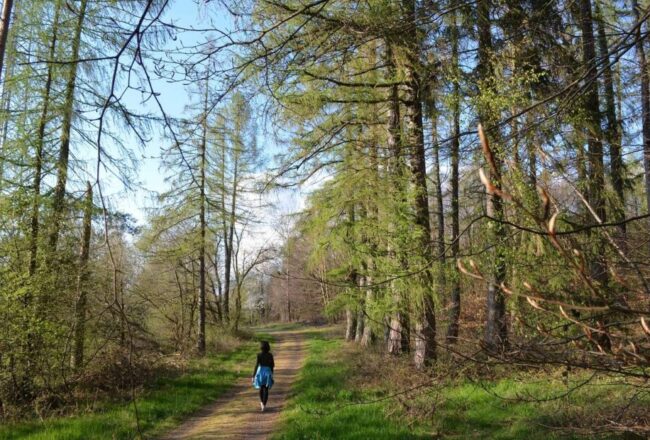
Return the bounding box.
[272,332,433,439]
[0,333,271,440]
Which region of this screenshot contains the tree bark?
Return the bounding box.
[49,0,88,252]
[579,0,608,287]
[595,0,625,243]
[477,0,508,351]
[401,0,436,369]
[447,8,461,343]
[633,0,650,218]
[0,0,14,83]
[197,78,208,355]
[222,140,239,324]
[355,275,365,343]
[72,182,92,370]
[430,79,446,300]
[345,307,356,341]
[30,0,62,278]
[360,268,375,347]
[285,268,291,321]
[385,44,410,356]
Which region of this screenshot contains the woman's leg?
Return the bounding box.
[259,386,265,403]
[261,385,269,405]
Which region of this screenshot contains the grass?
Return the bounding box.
[0,332,273,440]
[432,376,643,439]
[273,328,648,440]
[272,329,433,439]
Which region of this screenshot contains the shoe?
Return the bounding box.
[260,402,264,412]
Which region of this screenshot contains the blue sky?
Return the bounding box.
[101,0,306,244]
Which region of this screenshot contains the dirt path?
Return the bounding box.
[160,329,306,440]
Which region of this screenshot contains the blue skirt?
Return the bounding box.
[253,366,274,389]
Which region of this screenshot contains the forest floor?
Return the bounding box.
[158,326,307,440]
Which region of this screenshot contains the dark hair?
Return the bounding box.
[260,341,271,353]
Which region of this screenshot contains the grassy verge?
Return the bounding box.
[0,333,271,440]
[273,329,648,440]
[431,374,648,439]
[272,329,433,439]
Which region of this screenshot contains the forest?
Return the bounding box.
[0,0,649,438]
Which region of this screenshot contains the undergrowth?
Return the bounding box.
[0,330,271,440]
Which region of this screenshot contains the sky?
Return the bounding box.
[103,1,309,250]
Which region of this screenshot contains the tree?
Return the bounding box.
[477,0,508,351]
[71,182,93,370]
[48,0,89,252]
[0,0,14,82]
[633,0,650,217]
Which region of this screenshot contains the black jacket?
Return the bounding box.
[253,352,274,376]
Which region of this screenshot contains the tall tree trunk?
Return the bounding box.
[72,182,92,370]
[477,0,508,351]
[220,144,230,322]
[197,79,208,355]
[0,0,14,83]
[360,266,375,347]
[285,267,291,321]
[580,0,611,351]
[355,275,365,343]
[0,0,18,171]
[222,151,239,324]
[633,0,650,218]
[234,284,242,331]
[400,0,436,369]
[49,0,88,252]
[447,8,461,343]
[361,140,379,348]
[430,87,446,321]
[579,0,608,285]
[596,0,625,243]
[386,44,410,356]
[29,0,62,278]
[345,202,359,341]
[345,307,356,341]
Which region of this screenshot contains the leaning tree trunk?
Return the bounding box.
[72,182,92,370]
[0,0,14,83]
[477,0,508,351]
[49,0,88,252]
[447,8,462,343]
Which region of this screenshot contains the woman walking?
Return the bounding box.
[252,340,274,411]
